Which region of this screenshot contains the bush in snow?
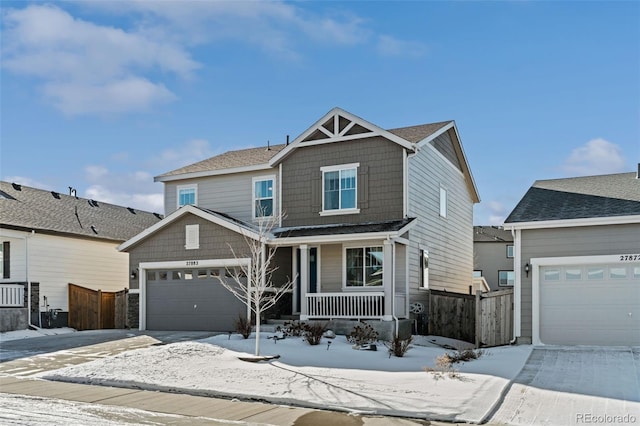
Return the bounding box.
[282,320,306,337]
[234,315,253,339]
[346,322,378,348]
[384,335,413,358]
[302,322,327,346]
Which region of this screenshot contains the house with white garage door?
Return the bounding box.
[118,107,480,334]
[503,169,640,346]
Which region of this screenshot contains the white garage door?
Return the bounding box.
[540,263,640,346]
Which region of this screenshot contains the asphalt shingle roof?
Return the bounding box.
[273,218,415,238]
[474,226,513,242]
[505,172,640,223]
[0,181,163,242]
[387,121,452,143]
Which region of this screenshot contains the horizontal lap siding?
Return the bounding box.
[320,244,342,292]
[519,223,640,339]
[407,136,474,299]
[164,170,278,221]
[281,137,404,227]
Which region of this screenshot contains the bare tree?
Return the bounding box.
[217,211,294,356]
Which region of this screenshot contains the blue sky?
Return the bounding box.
[1,1,638,224]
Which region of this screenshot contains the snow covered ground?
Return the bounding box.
[37,333,532,423]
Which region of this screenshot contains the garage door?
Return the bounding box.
[146,267,247,331]
[540,263,640,345]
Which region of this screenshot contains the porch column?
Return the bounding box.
[382,240,393,321]
[299,244,309,320]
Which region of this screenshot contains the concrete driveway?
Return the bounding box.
[488,346,640,425]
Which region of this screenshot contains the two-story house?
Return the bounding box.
[118,108,480,335]
[473,226,514,291]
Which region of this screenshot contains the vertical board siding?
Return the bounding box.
[476,289,514,347]
[407,133,474,299]
[428,290,476,343]
[519,224,640,339]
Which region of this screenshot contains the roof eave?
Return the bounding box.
[503,214,640,230]
[155,163,273,182]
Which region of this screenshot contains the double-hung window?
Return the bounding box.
[498,270,515,286]
[321,163,359,215]
[345,246,383,287]
[253,176,275,218]
[177,184,197,208]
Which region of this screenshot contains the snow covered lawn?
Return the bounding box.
[37,333,532,423]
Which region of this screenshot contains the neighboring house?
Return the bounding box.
[0,181,162,331]
[503,169,640,346]
[473,226,514,291]
[119,107,480,334]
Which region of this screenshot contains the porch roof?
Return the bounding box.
[272,218,415,241]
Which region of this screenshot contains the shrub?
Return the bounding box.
[302,322,327,346]
[384,335,413,358]
[440,348,485,365]
[346,322,378,347]
[282,320,306,337]
[234,315,253,339]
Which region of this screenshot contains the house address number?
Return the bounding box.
[186,260,199,266]
[619,255,640,262]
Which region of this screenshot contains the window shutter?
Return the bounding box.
[311,169,322,212]
[358,165,369,209]
[185,224,200,250]
[2,241,9,279]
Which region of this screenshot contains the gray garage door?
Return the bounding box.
[146,267,247,331]
[540,263,640,346]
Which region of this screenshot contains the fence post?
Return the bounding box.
[97,289,102,329]
[475,291,481,348]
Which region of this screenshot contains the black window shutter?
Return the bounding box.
[3,241,9,279]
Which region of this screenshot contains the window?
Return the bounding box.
[420,249,430,288]
[565,268,582,280]
[177,185,197,208]
[634,267,640,279]
[609,267,627,279]
[587,267,605,280]
[345,246,383,287]
[473,270,483,278]
[1,241,8,279]
[253,177,274,218]
[321,163,359,214]
[543,269,560,281]
[506,245,514,258]
[499,270,515,286]
[185,224,199,250]
[439,187,447,218]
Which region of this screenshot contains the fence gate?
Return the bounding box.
[68,284,127,331]
[475,288,514,347]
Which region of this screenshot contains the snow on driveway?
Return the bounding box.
[489,347,640,425]
[36,334,532,424]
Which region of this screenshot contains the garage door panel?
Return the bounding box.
[146,274,246,331]
[540,263,639,346]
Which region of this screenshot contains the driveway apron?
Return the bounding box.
[489,346,640,426]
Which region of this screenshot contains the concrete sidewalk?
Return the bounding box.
[0,376,434,425]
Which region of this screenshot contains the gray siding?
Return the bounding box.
[280,136,404,227]
[407,136,475,297]
[474,241,514,290]
[319,244,342,292]
[519,223,640,339]
[163,170,278,221]
[430,129,462,171]
[128,213,253,290]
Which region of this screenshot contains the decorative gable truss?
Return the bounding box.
[270,107,415,166]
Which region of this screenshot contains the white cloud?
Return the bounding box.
[377,35,427,57]
[150,139,216,171]
[2,4,196,115]
[2,176,54,191]
[562,138,627,176]
[85,184,164,214]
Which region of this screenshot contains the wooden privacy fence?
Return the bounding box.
[476,288,514,347]
[68,284,128,331]
[426,288,514,347]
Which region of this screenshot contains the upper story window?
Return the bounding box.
[506,245,514,258]
[439,187,447,218]
[177,184,197,208]
[253,176,275,218]
[321,163,359,216]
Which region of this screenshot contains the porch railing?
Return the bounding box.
[0,284,24,307]
[306,292,384,319]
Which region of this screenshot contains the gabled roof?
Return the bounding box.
[118,205,261,252]
[0,181,162,242]
[387,121,452,143]
[474,226,513,242]
[504,172,640,225]
[155,145,286,182]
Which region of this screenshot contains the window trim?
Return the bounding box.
[185,224,200,250]
[176,184,198,209]
[252,175,276,220]
[342,244,384,289]
[506,245,514,258]
[320,163,360,216]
